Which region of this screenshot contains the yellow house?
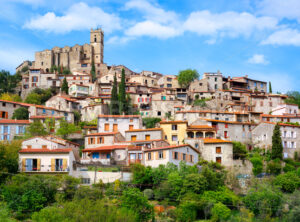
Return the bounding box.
[160,120,188,145]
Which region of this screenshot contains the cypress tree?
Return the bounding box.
[61,77,69,94]
[269,81,272,93]
[91,61,96,82]
[119,68,127,114]
[110,73,119,115]
[271,124,283,160]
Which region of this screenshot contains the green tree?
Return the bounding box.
[0,141,21,184]
[142,117,161,128]
[25,93,42,105]
[91,61,96,82]
[271,124,283,160]
[110,73,120,115]
[274,171,300,193]
[56,175,80,201]
[175,201,198,222]
[250,154,263,176]
[25,120,48,137]
[177,69,199,88]
[211,202,231,221]
[56,119,80,139]
[12,107,29,120]
[232,141,248,160]
[0,93,22,102]
[119,68,127,114]
[285,91,300,108]
[61,77,68,94]
[0,70,20,94]
[121,188,154,222]
[1,174,59,219]
[266,159,282,175]
[50,65,57,73]
[269,81,272,93]
[243,182,283,217]
[181,174,208,195]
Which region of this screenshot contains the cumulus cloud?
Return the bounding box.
[183,11,278,38]
[258,0,300,22]
[125,21,182,39]
[262,28,300,46]
[23,2,121,34]
[247,54,269,65]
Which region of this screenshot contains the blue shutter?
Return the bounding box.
[92,152,99,159]
[26,159,32,171]
[16,125,19,135]
[1,126,3,140]
[7,126,10,141]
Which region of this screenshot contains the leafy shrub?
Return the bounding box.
[250,154,263,176]
[142,117,161,128]
[274,172,300,193]
[232,141,248,160]
[175,202,197,222]
[266,159,282,175]
[143,189,154,200]
[283,163,296,173]
[211,202,231,221]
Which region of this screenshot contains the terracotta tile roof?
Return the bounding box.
[144,144,200,153]
[261,114,300,118]
[203,118,256,125]
[83,126,98,129]
[0,99,31,107]
[125,128,162,132]
[85,132,119,136]
[203,138,232,144]
[82,145,129,152]
[45,135,80,147]
[188,125,214,129]
[262,121,300,128]
[58,95,78,102]
[98,115,140,118]
[160,120,188,124]
[30,116,64,119]
[176,110,239,114]
[0,119,30,124]
[19,148,72,153]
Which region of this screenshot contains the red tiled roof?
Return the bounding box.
[262,121,300,128]
[261,114,300,118]
[126,128,162,132]
[0,99,31,107]
[82,145,129,152]
[0,119,30,124]
[30,116,64,119]
[98,115,140,118]
[85,132,119,136]
[203,138,232,144]
[203,118,256,125]
[19,148,72,153]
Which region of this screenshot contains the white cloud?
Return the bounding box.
[262,28,300,46]
[247,54,269,65]
[183,10,278,38]
[23,2,121,34]
[125,20,182,39]
[258,0,300,22]
[124,0,178,24]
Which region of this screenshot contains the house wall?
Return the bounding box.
[81,104,109,122]
[160,123,187,145]
[125,130,162,141]
[0,123,27,141]
[0,101,24,119]
[200,143,233,167]
[84,135,115,148]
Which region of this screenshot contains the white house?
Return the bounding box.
[144,144,199,168]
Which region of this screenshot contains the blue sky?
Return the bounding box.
[1,0,300,93]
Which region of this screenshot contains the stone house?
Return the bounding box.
[157,75,179,88]
[84,132,125,149]
[261,114,300,123]
[271,104,299,115]
[250,94,287,114]
[0,99,31,119]
[252,122,300,159]
[0,119,30,141]
[160,120,188,145]
[129,74,158,88]
[125,128,162,142]
[144,144,199,168]
[98,115,142,137]
[81,104,109,122]
[45,94,79,112]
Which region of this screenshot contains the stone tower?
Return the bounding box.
[90,28,104,64]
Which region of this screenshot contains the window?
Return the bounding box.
[131,135,137,141]
[260,101,263,106]
[216,157,222,163]
[81,178,90,184]
[3,102,6,107]
[167,84,172,88]
[42,109,46,114]
[172,125,177,130]
[190,155,193,163]
[224,131,228,138]
[225,123,228,128]
[129,125,134,130]
[113,124,118,132]
[25,159,38,171]
[42,145,47,149]
[157,111,161,116]
[173,152,178,160]
[182,153,186,161]
[148,152,152,160]
[216,147,221,153]
[159,151,163,159]
[130,119,133,122]
[172,135,178,141]
[215,77,217,82]
[145,135,150,140]
[92,152,99,159]
[104,123,109,131]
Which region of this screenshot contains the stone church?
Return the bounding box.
[33,28,104,74]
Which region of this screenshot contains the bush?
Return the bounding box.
[274,172,300,193]
[211,202,231,221]
[250,154,263,176]
[232,141,248,160]
[266,159,282,175]
[142,117,161,128]
[143,189,154,200]
[12,107,29,120]
[283,163,296,173]
[181,174,208,195]
[175,202,197,222]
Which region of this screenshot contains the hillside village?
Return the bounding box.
[1,28,299,184]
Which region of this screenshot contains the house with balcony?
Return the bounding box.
[19,136,80,175]
[0,119,30,141]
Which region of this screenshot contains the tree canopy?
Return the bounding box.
[177,69,199,88]
[12,107,29,120]
[272,124,283,160]
[61,77,68,94]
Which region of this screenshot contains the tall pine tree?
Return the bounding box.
[110,73,120,115]
[119,68,127,114]
[269,81,272,93]
[61,77,68,94]
[271,123,283,160]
